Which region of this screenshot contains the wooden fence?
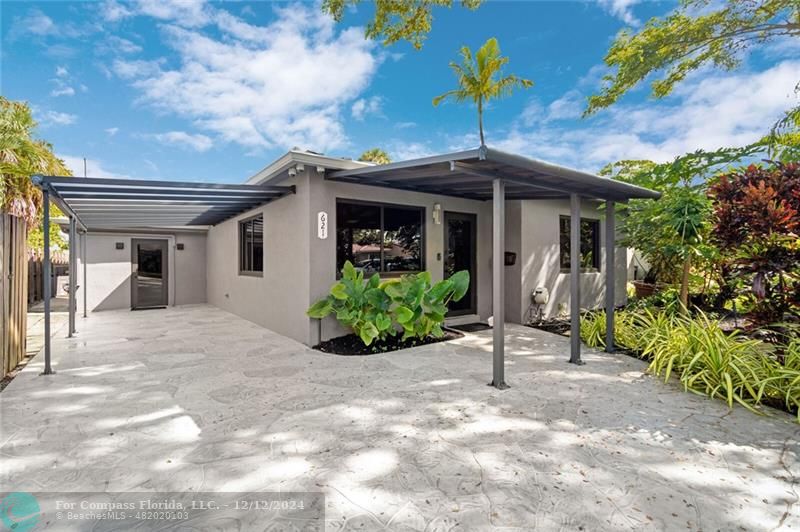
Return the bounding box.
[27,249,68,304]
[1,213,29,376]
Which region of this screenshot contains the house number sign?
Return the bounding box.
[317,211,328,239]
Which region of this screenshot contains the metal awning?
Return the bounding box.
[328,145,660,202]
[34,176,296,231]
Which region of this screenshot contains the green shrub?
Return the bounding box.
[581,307,800,421]
[307,261,469,346]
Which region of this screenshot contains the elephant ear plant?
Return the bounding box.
[307,261,470,346]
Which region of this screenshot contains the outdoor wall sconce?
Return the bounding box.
[432,203,442,224]
[176,243,185,250]
[115,242,124,250]
[504,251,516,266]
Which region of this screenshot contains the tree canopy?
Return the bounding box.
[322,0,482,49]
[433,37,532,146]
[358,148,392,165]
[585,0,800,138]
[1,97,70,225]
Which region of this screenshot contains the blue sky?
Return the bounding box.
[2,1,798,183]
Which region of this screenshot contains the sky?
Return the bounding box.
[2,0,798,183]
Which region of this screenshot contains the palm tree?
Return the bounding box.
[433,37,532,146]
[1,97,70,225]
[358,148,391,165]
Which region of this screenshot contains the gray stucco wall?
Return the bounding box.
[81,231,207,312]
[206,173,312,344]
[505,199,628,323]
[307,177,493,344]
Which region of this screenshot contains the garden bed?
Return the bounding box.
[313,329,463,356]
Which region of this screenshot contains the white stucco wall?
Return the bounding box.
[505,199,628,323]
[206,173,312,344]
[80,231,207,312]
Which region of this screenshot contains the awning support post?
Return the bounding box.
[605,201,616,353]
[569,193,584,365]
[82,231,87,318]
[41,190,53,375]
[68,217,76,337]
[491,178,508,389]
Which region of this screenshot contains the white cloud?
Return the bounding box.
[35,109,77,127]
[112,4,378,152]
[388,141,436,161]
[51,86,76,97]
[394,121,417,129]
[105,127,119,136]
[351,96,383,121]
[597,0,641,25]
[100,0,212,27]
[8,9,58,38]
[50,66,81,97]
[151,131,214,152]
[60,155,130,179]
[8,8,86,40]
[545,90,584,121]
[492,60,800,172]
[105,35,143,54]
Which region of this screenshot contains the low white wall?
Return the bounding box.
[80,231,207,312]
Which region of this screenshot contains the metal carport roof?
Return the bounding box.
[328,145,660,202]
[33,175,296,231]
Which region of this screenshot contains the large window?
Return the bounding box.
[559,216,600,271]
[239,215,263,275]
[336,200,424,275]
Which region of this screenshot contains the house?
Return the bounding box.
[36,146,659,385]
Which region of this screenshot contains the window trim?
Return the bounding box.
[335,198,426,278]
[559,215,601,273]
[238,213,264,277]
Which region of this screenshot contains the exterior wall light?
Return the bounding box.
[432,203,442,224]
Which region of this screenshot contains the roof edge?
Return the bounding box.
[246,149,372,185]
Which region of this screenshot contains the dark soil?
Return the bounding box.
[313,329,463,356]
[449,322,492,332]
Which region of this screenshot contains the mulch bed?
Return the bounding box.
[313,329,463,356]
[528,318,572,336]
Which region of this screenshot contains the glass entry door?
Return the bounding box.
[131,239,168,309]
[444,212,477,316]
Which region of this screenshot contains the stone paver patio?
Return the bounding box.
[1,304,798,530]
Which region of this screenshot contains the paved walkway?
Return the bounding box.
[1,305,798,530]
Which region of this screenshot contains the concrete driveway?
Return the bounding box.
[1,305,798,530]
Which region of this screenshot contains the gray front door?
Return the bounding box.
[131,239,168,309]
[444,212,477,316]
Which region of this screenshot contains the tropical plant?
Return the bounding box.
[708,162,800,323]
[602,146,762,308]
[358,148,392,165]
[307,261,469,346]
[585,0,800,144]
[322,0,482,49]
[433,37,532,146]
[0,97,71,226]
[581,306,800,421]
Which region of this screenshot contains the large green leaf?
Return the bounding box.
[331,282,349,300]
[342,260,357,281]
[358,322,379,346]
[427,279,453,302]
[449,270,470,301]
[306,298,333,318]
[395,305,414,323]
[375,312,392,331]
